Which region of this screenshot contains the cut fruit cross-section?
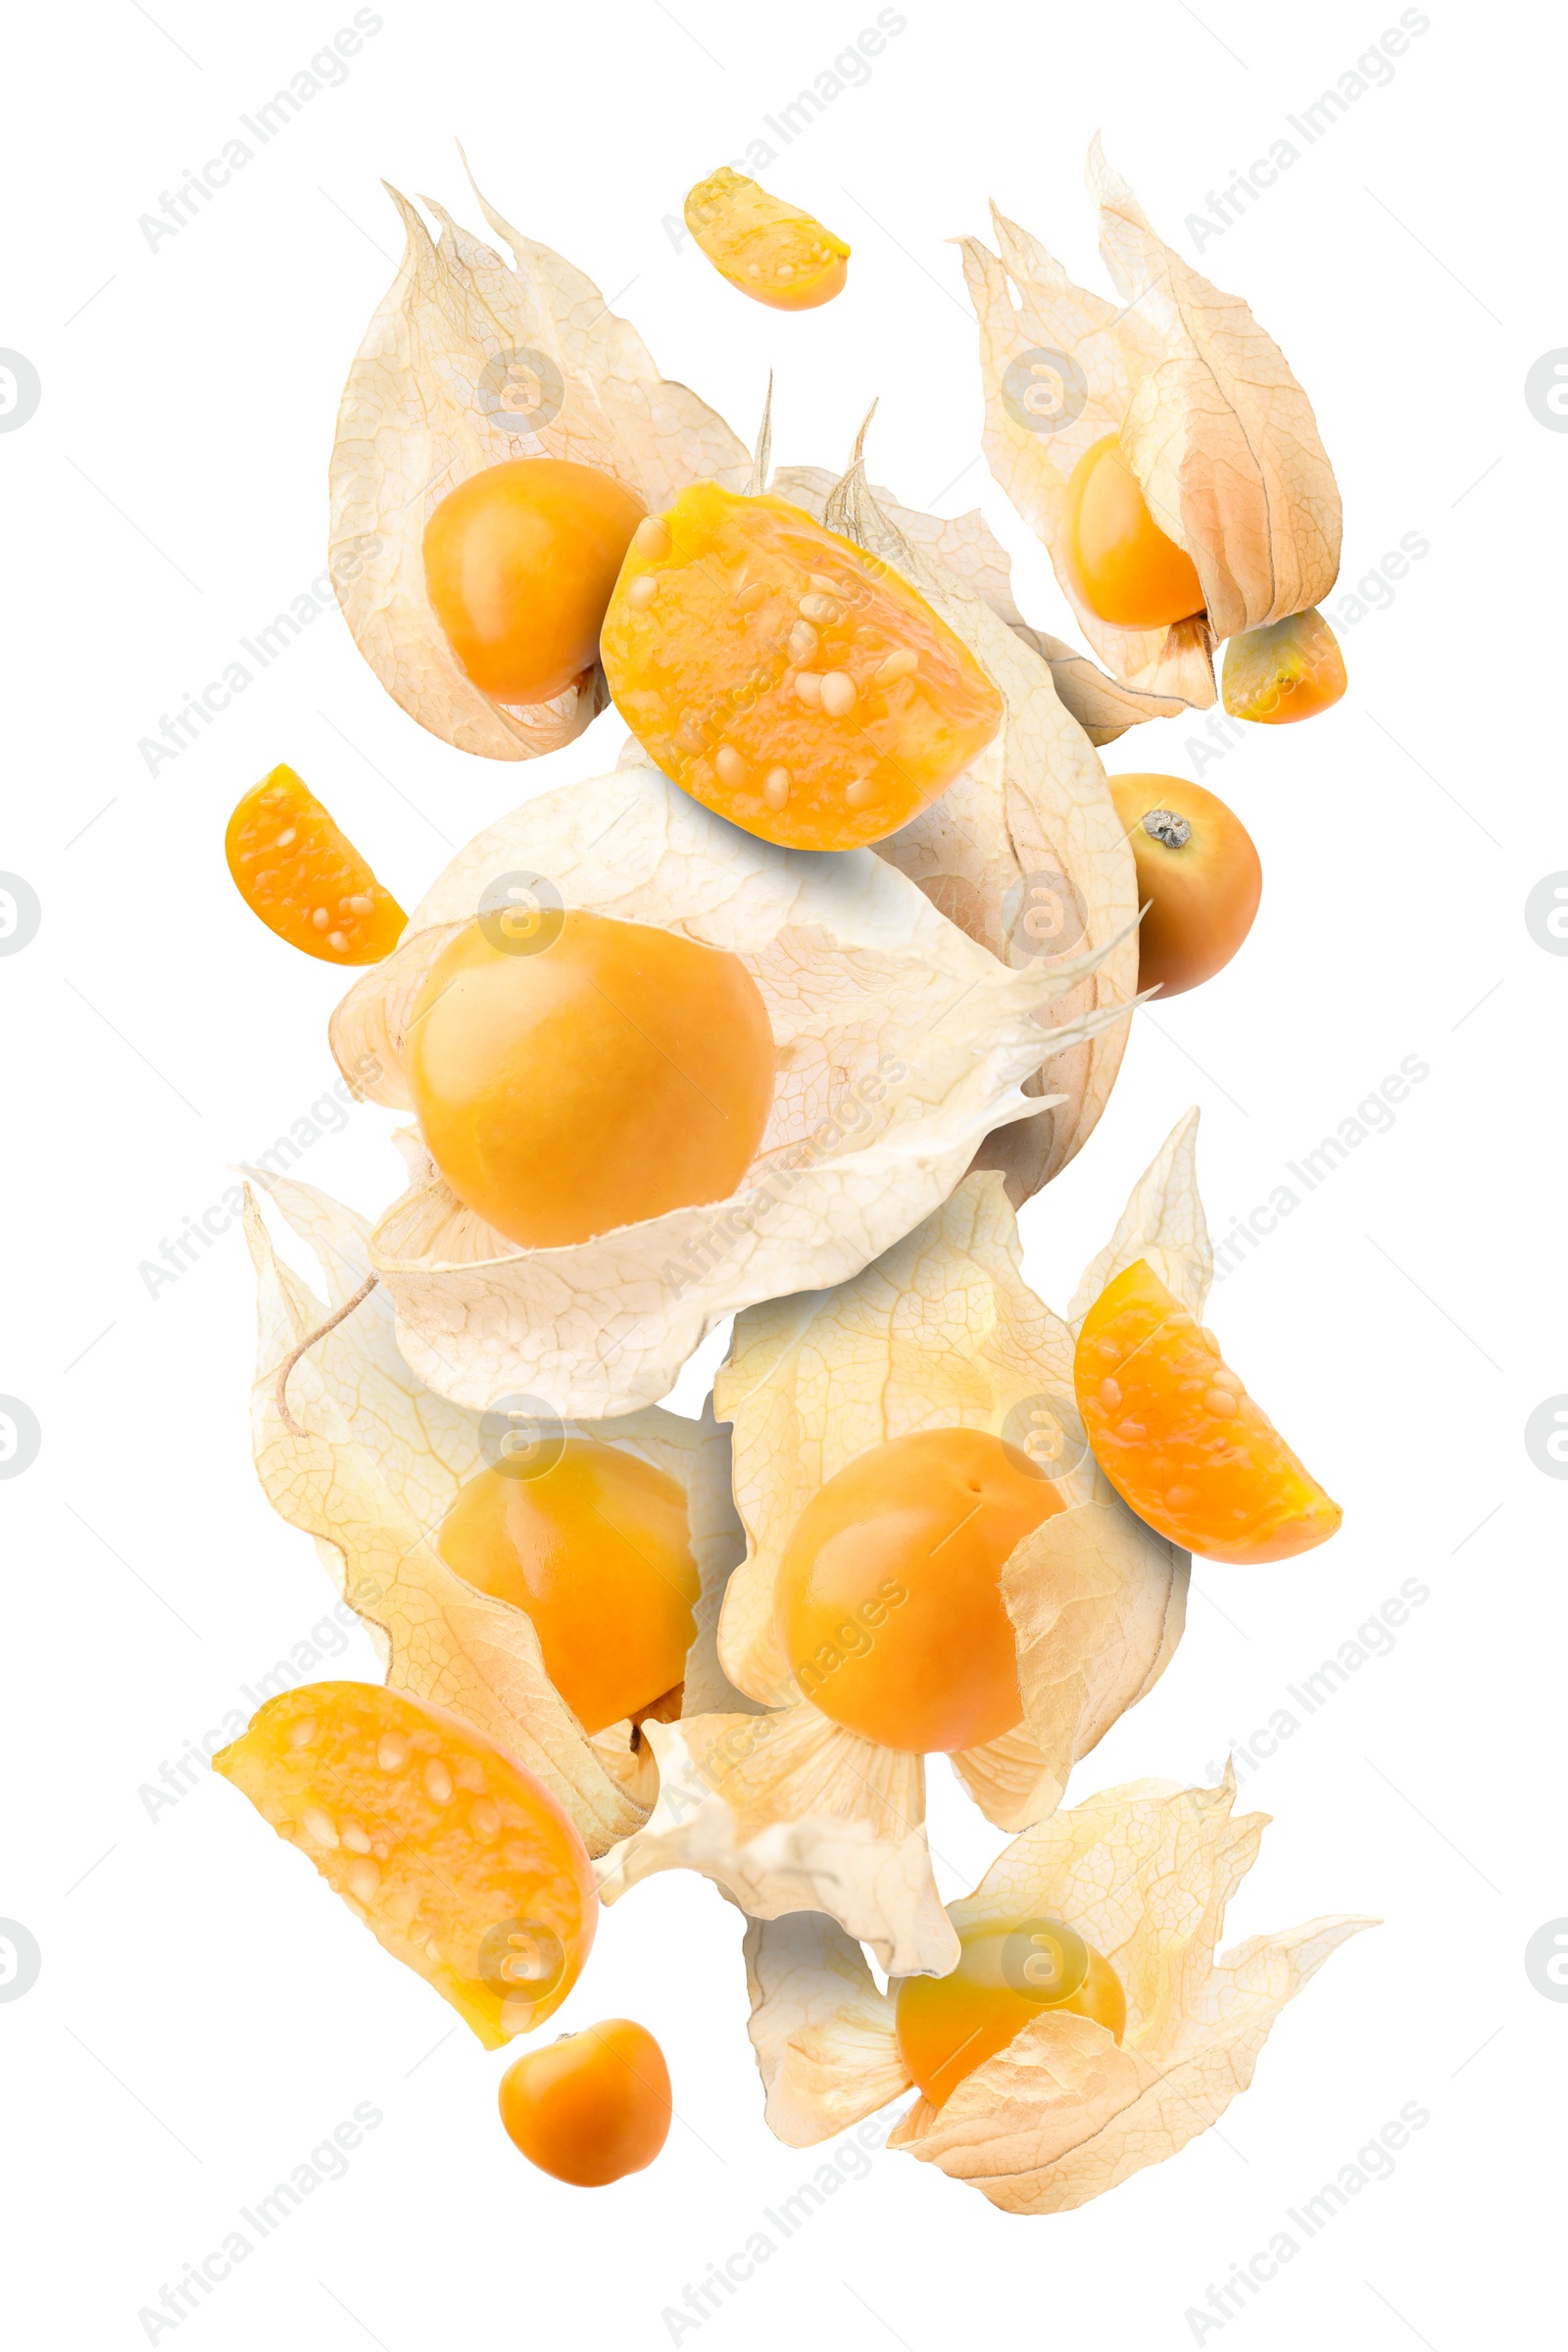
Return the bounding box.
[213,1682,597,2048]
[1074,1258,1342,1563]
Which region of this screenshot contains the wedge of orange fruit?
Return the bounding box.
[224,764,405,963]
[1074,1259,1341,1563]
[214,1682,596,2047]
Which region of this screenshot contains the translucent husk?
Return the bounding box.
[958,139,1342,709]
[743,1770,1375,2211]
[242,1171,753,1857]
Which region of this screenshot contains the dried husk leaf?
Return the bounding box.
[743,1912,909,2146]
[958,140,1342,705]
[329,174,748,759]
[1068,1102,1211,1323]
[596,1716,957,1977]
[242,1176,748,1855]
[713,1169,1186,1820]
[328,763,1133,1417]
[743,1773,1374,2202]
[777,455,1139,1202]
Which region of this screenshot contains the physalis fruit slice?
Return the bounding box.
[436,1439,701,1736]
[1221,609,1347,724]
[225,765,406,963]
[896,1915,1126,2108]
[600,485,1004,851]
[684,168,849,310]
[213,1682,597,2048]
[1074,1259,1342,1563]
[498,2017,672,2185]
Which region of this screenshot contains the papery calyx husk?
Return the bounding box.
[778,443,1143,1203]
[712,1152,1193,1804]
[743,1771,1376,2209]
[329,164,748,760]
[594,1117,1204,1972]
[958,137,1342,709]
[328,762,1136,1419]
[241,1169,753,1857]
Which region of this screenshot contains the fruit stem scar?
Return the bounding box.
[274,1271,381,1437]
[1142,808,1191,850]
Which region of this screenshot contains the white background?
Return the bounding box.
[1,1,1561,2344]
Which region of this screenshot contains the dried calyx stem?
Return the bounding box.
[274,1273,380,1437]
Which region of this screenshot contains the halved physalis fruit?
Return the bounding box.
[404,909,775,1249]
[1221,608,1347,724]
[436,1440,701,1736]
[1108,773,1261,1000]
[896,1914,1126,2109]
[1074,1259,1342,1563]
[213,1682,597,2048]
[601,486,1004,851]
[773,1428,1064,1752]
[225,765,406,963]
[1062,433,1206,630]
[684,168,849,311]
[421,458,646,706]
[498,2017,672,2185]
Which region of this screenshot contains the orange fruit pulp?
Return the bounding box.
[212,1682,597,2049]
[224,764,406,963]
[896,1915,1125,2108]
[773,1428,1064,1753]
[683,168,850,311]
[600,484,1004,852]
[422,457,646,705]
[1062,433,1205,630]
[436,1439,700,1735]
[404,909,776,1250]
[1074,1258,1342,1563]
[1109,773,1262,1000]
[1221,609,1347,725]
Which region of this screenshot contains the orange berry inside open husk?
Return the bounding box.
[896,1915,1125,2109]
[600,485,1004,852]
[1074,1259,1342,1563]
[1062,433,1205,630]
[1109,773,1261,1000]
[498,2018,672,2185]
[683,167,850,311]
[421,458,646,705]
[404,909,775,1250]
[212,1682,597,2049]
[773,1428,1064,1753]
[225,764,406,964]
[436,1441,700,1736]
[1222,609,1347,725]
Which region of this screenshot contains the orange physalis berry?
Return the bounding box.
[422,457,646,705]
[498,2018,672,2185]
[436,1439,700,1736]
[773,1428,1063,1752]
[896,1915,1126,2108]
[1109,773,1262,1000]
[1061,434,1206,630]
